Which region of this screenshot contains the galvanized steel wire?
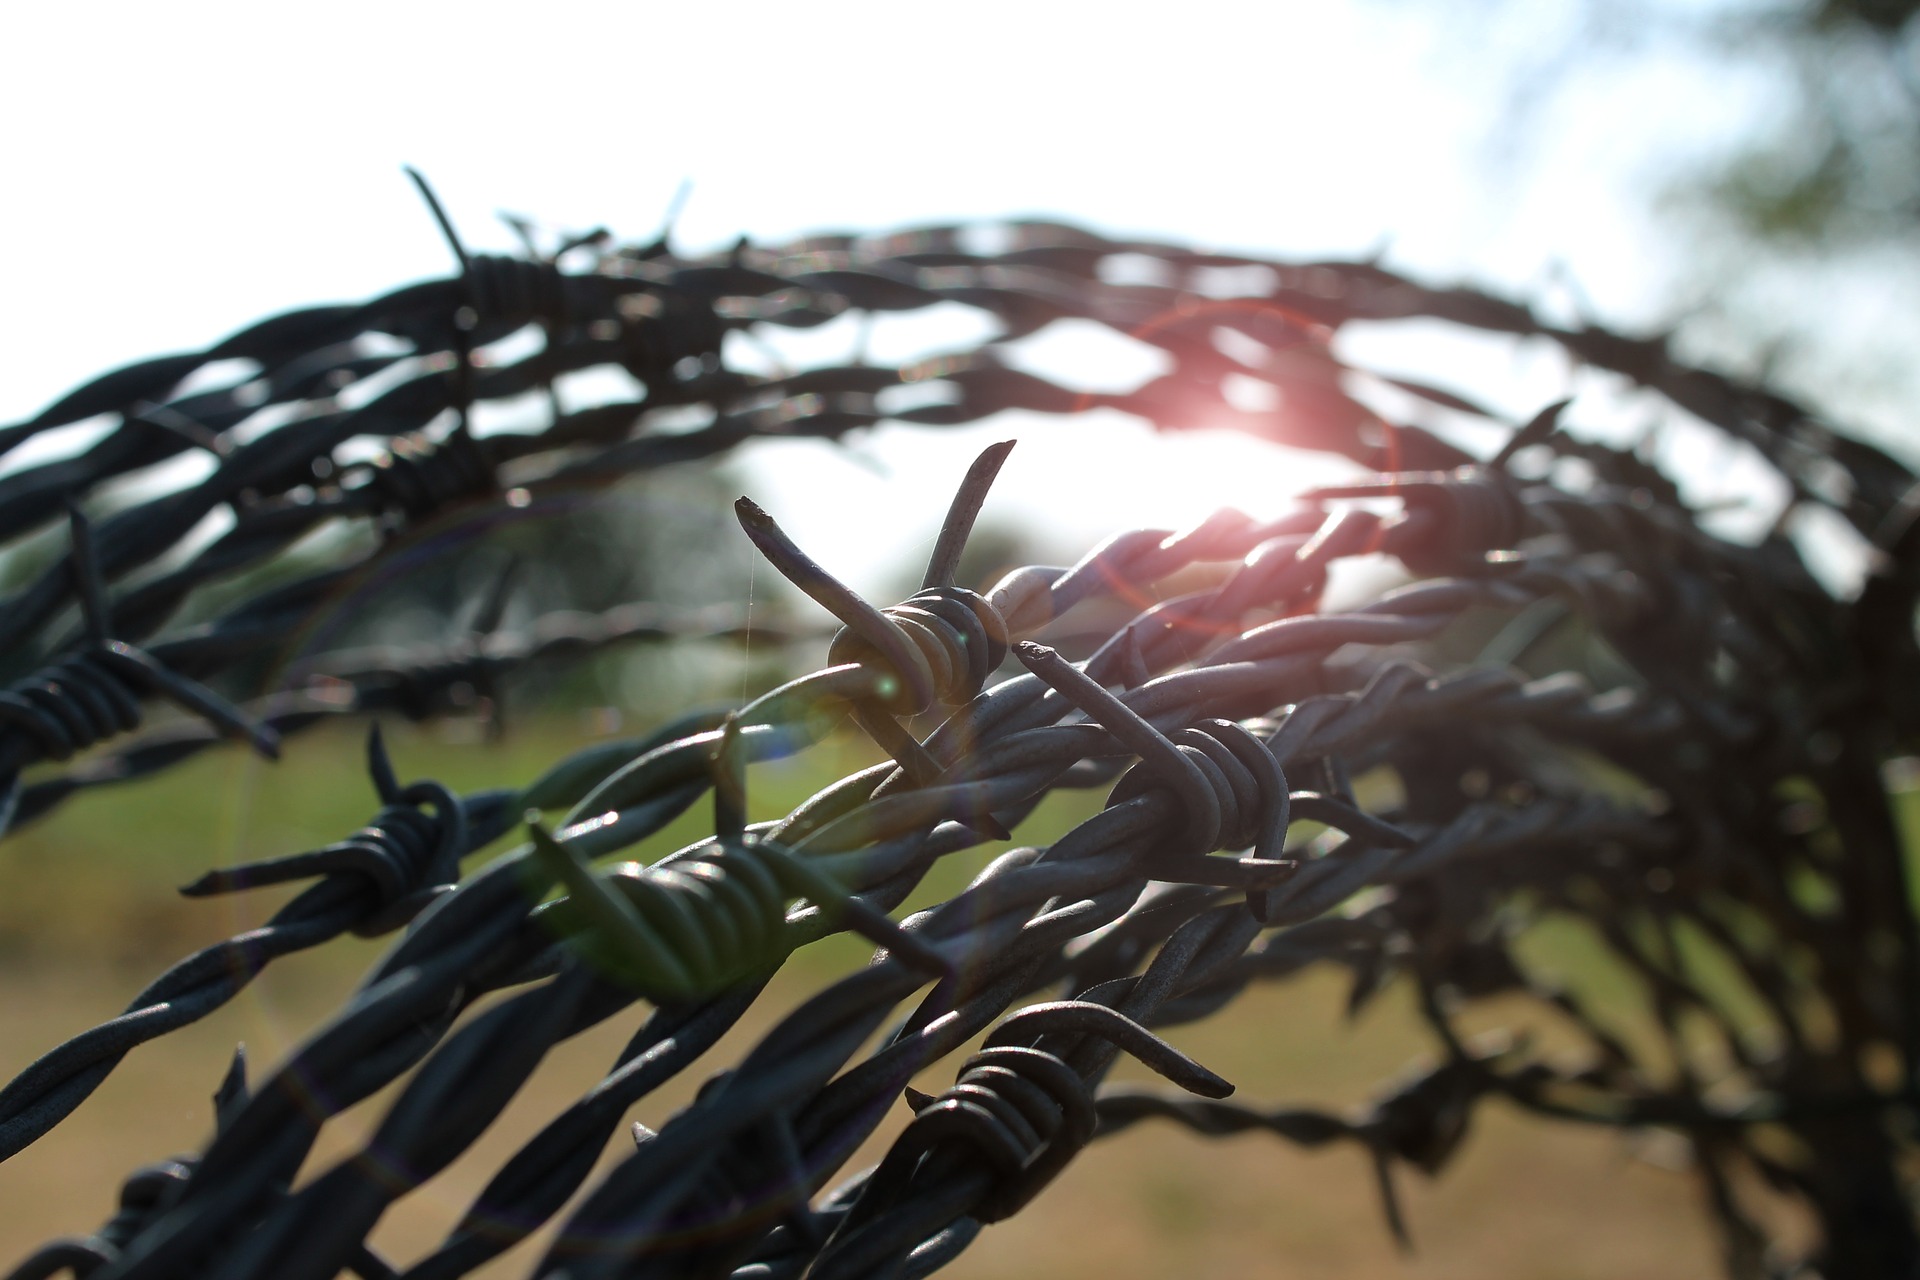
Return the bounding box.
[1,187,1917,1279]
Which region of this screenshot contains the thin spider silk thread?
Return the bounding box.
[741,551,755,709]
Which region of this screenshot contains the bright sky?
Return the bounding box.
[0,1,1763,596]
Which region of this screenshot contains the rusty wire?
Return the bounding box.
[1,188,1917,1280]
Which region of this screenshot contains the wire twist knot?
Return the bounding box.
[818,1001,1231,1270]
[462,253,572,329]
[0,650,146,764]
[1314,464,1531,574]
[895,1046,1095,1223]
[734,443,1018,816]
[1013,642,1296,891]
[353,426,498,522]
[180,725,466,936]
[824,584,1009,715]
[0,508,277,834]
[528,718,951,1002]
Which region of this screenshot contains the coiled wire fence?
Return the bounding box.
[2,177,1917,1279]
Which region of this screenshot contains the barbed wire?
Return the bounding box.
[1,190,1916,1279]
[11,599,816,831]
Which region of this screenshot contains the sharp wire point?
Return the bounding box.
[0,216,1900,1274]
[404,165,471,272]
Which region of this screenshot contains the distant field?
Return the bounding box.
[0,715,1764,1277]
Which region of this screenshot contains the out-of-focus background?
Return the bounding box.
[2,1,1916,1274]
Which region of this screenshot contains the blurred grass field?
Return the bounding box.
[0,714,1745,1278]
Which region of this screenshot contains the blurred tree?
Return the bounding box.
[1672,1,1920,246]
[1408,0,1920,433]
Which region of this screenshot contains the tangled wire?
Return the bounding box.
[0,183,1916,1280]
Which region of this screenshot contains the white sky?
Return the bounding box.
[0,0,1772,597]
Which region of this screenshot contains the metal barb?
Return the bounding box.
[3,213,1916,1280]
[921,440,1016,590]
[1491,398,1571,469]
[64,503,112,646]
[404,165,473,275]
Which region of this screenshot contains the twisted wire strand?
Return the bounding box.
[22,458,1704,1280]
[0,203,1886,826]
[1090,1048,1506,1250]
[0,509,279,834]
[13,594,804,831]
[0,710,755,1162]
[176,725,473,933]
[2,206,1917,1278]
